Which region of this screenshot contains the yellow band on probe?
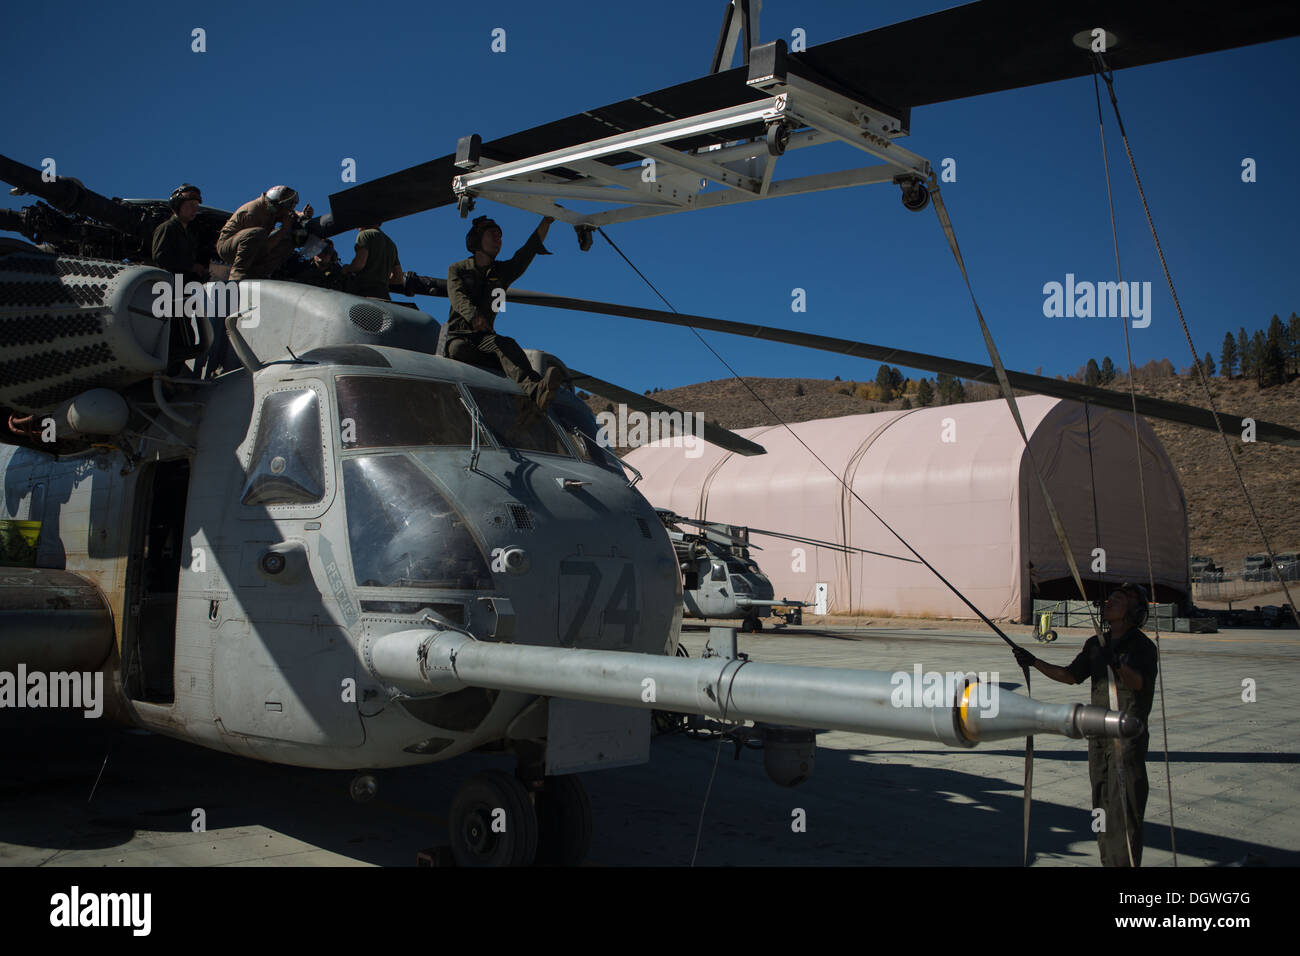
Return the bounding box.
[960,680,981,742]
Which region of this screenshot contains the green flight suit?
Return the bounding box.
[445,230,548,391]
[151,214,201,283]
[352,228,400,299]
[1067,628,1159,866]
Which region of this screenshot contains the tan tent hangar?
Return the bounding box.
[626,396,1189,621]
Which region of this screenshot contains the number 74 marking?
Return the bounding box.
[559,561,638,645]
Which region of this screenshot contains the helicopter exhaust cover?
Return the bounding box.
[0,251,172,414]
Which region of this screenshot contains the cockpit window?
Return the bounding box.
[550,401,624,474]
[342,454,493,590]
[466,387,572,457]
[336,376,471,449]
[710,562,727,582]
[242,389,325,506]
[727,560,758,574]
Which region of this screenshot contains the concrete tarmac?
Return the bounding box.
[1,625,1295,866]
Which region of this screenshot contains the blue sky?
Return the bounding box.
[3,0,1297,392]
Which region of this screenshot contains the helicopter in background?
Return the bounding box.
[656,509,922,631]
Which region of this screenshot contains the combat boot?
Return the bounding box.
[533,366,563,413]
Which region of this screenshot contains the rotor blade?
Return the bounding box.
[656,511,756,549]
[565,369,767,457]
[792,0,1300,110]
[661,515,758,550]
[326,1,1299,230]
[507,289,1300,448]
[663,512,918,562]
[741,525,922,563]
[0,154,139,235]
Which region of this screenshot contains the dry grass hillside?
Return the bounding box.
[582,374,1300,568]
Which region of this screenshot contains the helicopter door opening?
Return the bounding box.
[122,459,189,704]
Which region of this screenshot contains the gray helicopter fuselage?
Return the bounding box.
[679,548,776,621]
[1,323,682,769]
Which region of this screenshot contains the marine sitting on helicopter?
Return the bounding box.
[443,214,564,415]
[216,185,314,281]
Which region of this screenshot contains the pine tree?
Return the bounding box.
[950,379,966,403]
[936,372,954,404]
[1085,358,1101,386]
[794,382,805,397]
[900,396,912,410]
[916,379,934,406]
[875,364,893,396]
[1220,331,1238,378]
[1288,313,1300,376]
[1251,330,1267,386]
[1238,327,1251,378]
[1203,352,1215,377]
[1264,316,1287,386]
[1100,356,1116,384]
[888,366,904,396]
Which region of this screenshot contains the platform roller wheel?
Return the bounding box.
[766,121,790,156]
[900,180,929,211]
[448,770,538,867]
[534,774,592,866]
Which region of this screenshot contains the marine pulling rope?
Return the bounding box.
[927,180,1104,866]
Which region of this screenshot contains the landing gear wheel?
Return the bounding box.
[575,224,594,251]
[457,193,475,217]
[766,121,790,156]
[448,770,539,867]
[753,618,764,632]
[349,773,378,803]
[534,774,592,866]
[899,179,929,212]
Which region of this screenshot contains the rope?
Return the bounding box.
[929,180,1128,866]
[690,655,751,866]
[596,226,1024,647]
[1094,52,1300,630]
[1091,61,1170,866]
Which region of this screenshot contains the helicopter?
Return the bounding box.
[2,0,1298,867]
[655,508,924,631]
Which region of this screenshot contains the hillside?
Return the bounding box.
[582,374,1300,568]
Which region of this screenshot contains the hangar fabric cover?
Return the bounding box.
[627,396,1189,621]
